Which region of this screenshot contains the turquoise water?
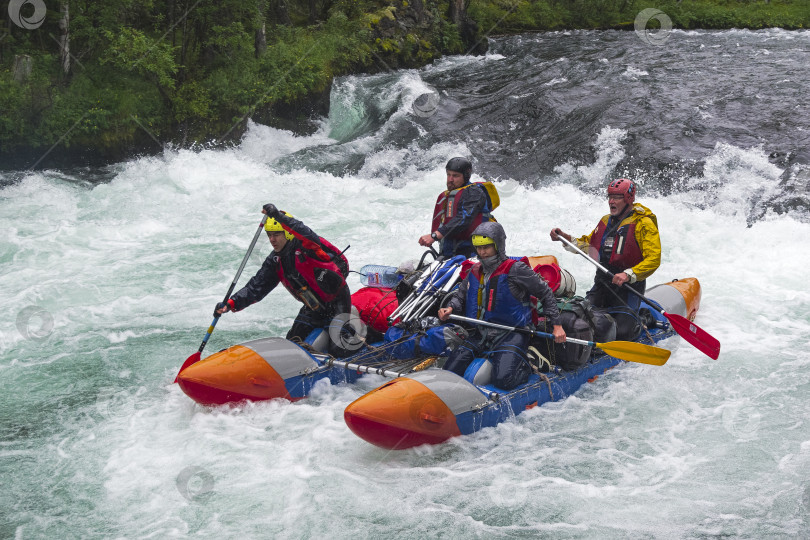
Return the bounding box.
[3,30,810,539]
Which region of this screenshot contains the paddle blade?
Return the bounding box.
[174,352,201,383]
[594,341,671,366]
[665,312,720,360]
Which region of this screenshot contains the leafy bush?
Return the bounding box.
[0,0,807,160]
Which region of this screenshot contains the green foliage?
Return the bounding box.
[173,80,214,124]
[469,0,808,31]
[439,19,465,54]
[469,0,568,33]
[659,0,808,30]
[205,23,254,64]
[1,0,807,159]
[100,27,178,91]
[34,65,168,149]
[0,71,28,151]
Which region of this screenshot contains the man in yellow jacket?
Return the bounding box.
[550,178,661,335]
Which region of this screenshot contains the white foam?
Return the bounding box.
[3,40,810,539]
[552,126,628,188]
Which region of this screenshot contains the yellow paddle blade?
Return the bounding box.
[594,340,671,366]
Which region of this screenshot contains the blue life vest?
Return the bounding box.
[464,259,532,327]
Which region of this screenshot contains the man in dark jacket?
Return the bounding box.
[437,222,566,390]
[215,204,353,357]
[418,157,496,258]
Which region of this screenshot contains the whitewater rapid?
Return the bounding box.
[2,29,810,539]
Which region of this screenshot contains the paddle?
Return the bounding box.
[326,356,438,378]
[448,314,670,366]
[556,235,720,360]
[174,216,269,382]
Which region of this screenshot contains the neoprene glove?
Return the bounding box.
[262,203,279,218]
[214,301,230,317]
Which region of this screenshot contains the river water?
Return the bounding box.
[2,29,809,538]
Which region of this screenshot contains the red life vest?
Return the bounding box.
[589,219,643,272]
[277,237,348,311]
[431,182,493,237]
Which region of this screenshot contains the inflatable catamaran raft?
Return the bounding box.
[175,255,708,448]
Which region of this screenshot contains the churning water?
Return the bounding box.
[2,29,809,538]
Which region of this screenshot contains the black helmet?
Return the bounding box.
[445,157,472,183]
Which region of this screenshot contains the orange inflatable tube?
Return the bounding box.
[176,345,290,406]
[344,377,462,449]
[666,278,701,321]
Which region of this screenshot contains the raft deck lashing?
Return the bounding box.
[295,333,440,378]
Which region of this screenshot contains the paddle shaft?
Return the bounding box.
[448,314,588,346]
[326,359,429,378]
[554,238,657,339]
[199,216,269,352]
[389,259,442,320]
[327,357,499,400]
[448,314,670,366]
[175,217,268,381]
[411,264,463,321]
[556,235,662,310]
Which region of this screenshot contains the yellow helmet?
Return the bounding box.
[265,212,294,241]
[471,234,496,247]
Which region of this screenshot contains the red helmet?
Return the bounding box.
[608,178,636,205]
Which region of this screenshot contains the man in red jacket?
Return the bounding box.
[215,204,353,356]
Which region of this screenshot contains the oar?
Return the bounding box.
[388,259,443,320]
[411,264,463,320]
[174,216,269,382]
[325,356,437,378]
[325,355,499,400]
[555,236,720,360]
[448,314,670,366]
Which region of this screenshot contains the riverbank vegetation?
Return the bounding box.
[470,0,808,34]
[1,0,807,166]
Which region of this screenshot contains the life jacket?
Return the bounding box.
[464,258,532,327]
[431,182,498,237]
[277,237,348,311]
[589,218,643,273]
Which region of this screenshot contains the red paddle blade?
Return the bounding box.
[665,313,720,360]
[174,352,201,383]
